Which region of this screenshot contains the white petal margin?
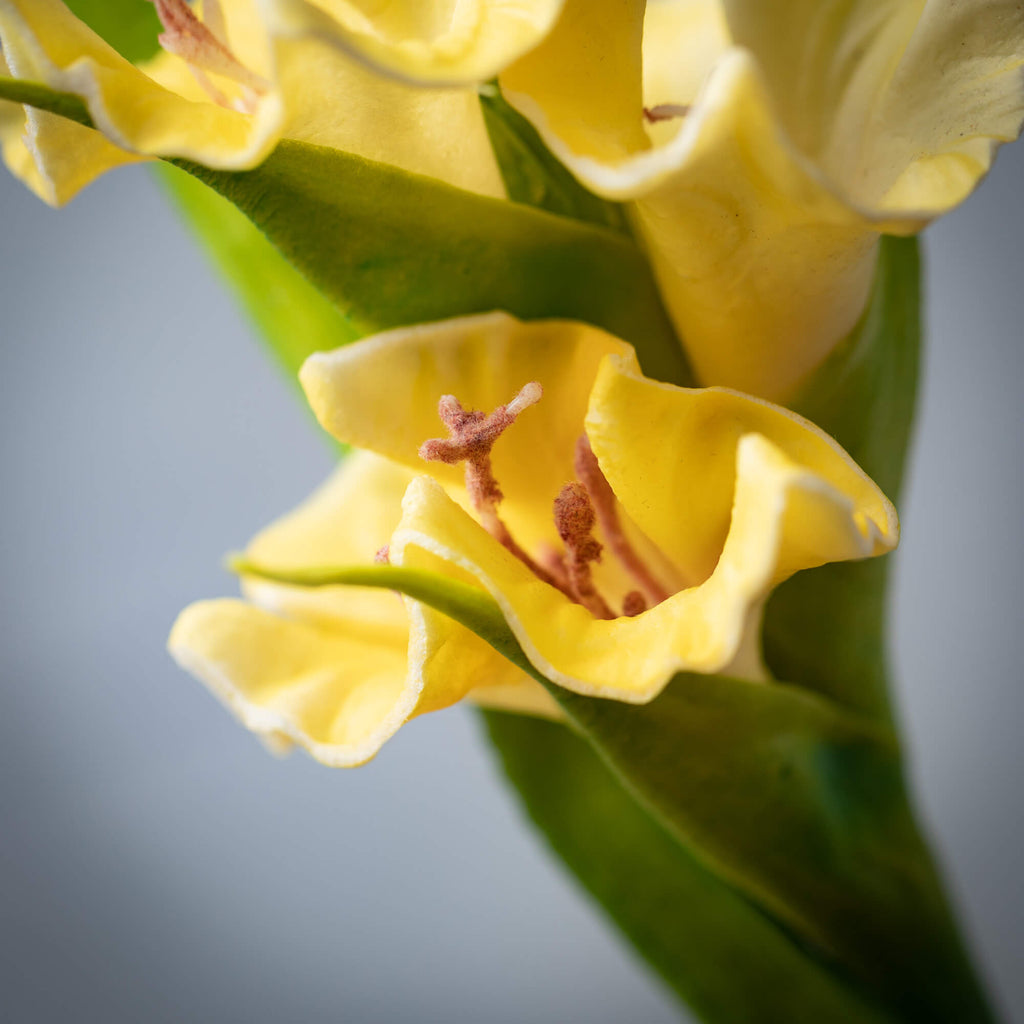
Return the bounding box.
[168,450,554,766]
[0,0,284,205]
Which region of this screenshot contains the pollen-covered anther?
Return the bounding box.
[574,436,671,605]
[553,483,615,620]
[622,591,647,617]
[643,103,691,124]
[152,0,271,110]
[374,545,390,565]
[419,383,568,594]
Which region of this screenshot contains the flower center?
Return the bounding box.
[152,0,270,113]
[420,385,671,620]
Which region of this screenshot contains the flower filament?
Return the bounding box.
[152,0,270,112]
[420,384,671,620]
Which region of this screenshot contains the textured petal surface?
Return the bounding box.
[501,0,649,161]
[266,0,564,84]
[272,34,505,197]
[300,313,631,554]
[723,0,1024,213]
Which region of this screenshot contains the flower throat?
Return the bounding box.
[419,384,671,620]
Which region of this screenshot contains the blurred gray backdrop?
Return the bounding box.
[0,141,1022,1024]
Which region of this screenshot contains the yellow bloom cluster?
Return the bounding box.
[1,0,1019,765]
[2,0,1020,395]
[170,314,896,765]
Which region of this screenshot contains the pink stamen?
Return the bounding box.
[420,384,571,595]
[151,0,270,104]
[574,436,670,605]
[643,103,691,124]
[201,0,228,46]
[553,483,615,620]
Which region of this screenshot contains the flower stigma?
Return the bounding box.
[420,384,672,621]
[151,0,270,112]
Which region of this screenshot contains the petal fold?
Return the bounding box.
[300,312,632,553]
[0,0,283,201]
[171,450,549,766]
[264,0,564,85]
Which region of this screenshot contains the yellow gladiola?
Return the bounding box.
[500,0,1024,399]
[170,312,897,766]
[0,0,564,204]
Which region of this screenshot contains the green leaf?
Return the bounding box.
[764,238,921,718]
[479,84,631,234]
[228,557,531,672]
[483,710,896,1024]
[174,139,693,388]
[233,556,988,1023]
[155,163,359,390]
[549,675,992,1024]
[64,0,161,64]
[0,77,690,388]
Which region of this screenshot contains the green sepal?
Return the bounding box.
[479,84,631,235]
[173,139,692,387]
[483,710,897,1024]
[764,238,920,719]
[0,76,91,128]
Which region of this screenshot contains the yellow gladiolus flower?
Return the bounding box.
[500,0,1024,399]
[0,0,564,204]
[170,313,897,766]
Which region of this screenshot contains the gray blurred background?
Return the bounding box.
[0,140,1021,1023]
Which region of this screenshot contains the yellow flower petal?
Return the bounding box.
[501,0,649,162]
[302,313,897,703]
[584,349,897,586]
[722,0,1024,215]
[299,312,631,554]
[169,597,412,766]
[514,50,880,399]
[0,0,283,191]
[392,384,896,703]
[241,450,413,638]
[1,48,140,203]
[397,539,559,719]
[0,0,506,203]
[504,0,1024,399]
[272,34,505,197]
[170,450,549,765]
[265,0,564,85]
[642,0,728,146]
